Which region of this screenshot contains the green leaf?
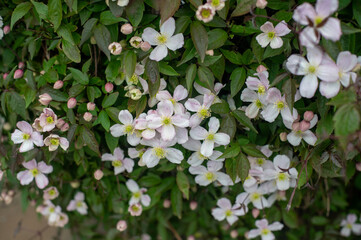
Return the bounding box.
[211,100,230,114]
[230,68,246,97]
[57,25,75,45]
[31,0,48,20]
[11,2,33,29]
[353,0,361,27]
[220,145,240,159]
[124,50,137,79]
[48,0,62,31]
[98,110,111,131]
[80,18,98,46]
[69,84,86,97]
[282,208,298,228]
[125,0,144,27]
[241,144,266,158]
[105,132,118,152]
[333,104,360,136]
[102,92,119,108]
[176,171,189,200]
[135,96,147,118]
[328,89,356,107]
[100,10,126,25]
[220,49,242,65]
[106,107,120,123]
[171,186,182,219]
[311,216,329,226]
[190,22,208,63]
[251,36,264,63]
[159,62,179,76]
[69,68,89,85]
[231,25,260,36]
[145,59,160,98]
[80,126,100,155]
[139,174,162,187]
[207,29,228,50]
[185,64,197,92]
[175,16,191,34]
[282,78,296,113]
[10,92,26,119]
[160,0,180,23]
[197,66,214,91]
[40,86,68,102]
[232,110,258,133]
[239,152,250,182]
[108,0,124,17]
[62,39,81,63]
[298,161,313,189]
[231,0,256,18]
[341,23,361,34]
[225,158,240,182]
[94,24,111,60]
[220,114,236,140]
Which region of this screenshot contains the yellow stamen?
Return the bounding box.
[258,85,266,94]
[112,160,123,167]
[225,209,233,217]
[268,31,275,39]
[206,133,215,140]
[153,147,165,159]
[23,133,30,140]
[162,117,171,125]
[198,108,210,119]
[50,138,59,146]
[201,9,211,18]
[276,101,284,109]
[205,172,215,181]
[261,228,270,235]
[46,116,54,124]
[308,65,317,74]
[157,35,167,44]
[30,168,39,177]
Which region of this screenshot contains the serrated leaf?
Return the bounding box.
[190,22,208,63]
[69,68,89,85]
[31,0,48,20]
[48,0,62,31]
[11,2,33,29]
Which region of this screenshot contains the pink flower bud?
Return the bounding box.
[256,0,268,9]
[94,169,104,180]
[257,65,267,73]
[140,41,151,52]
[14,69,23,79]
[56,119,65,129]
[230,230,238,239]
[280,132,287,141]
[206,49,214,56]
[190,201,198,211]
[61,123,69,132]
[3,25,10,35]
[252,208,260,218]
[117,220,127,232]
[292,122,300,131]
[356,163,361,172]
[303,111,314,122]
[53,80,64,89]
[121,23,133,35]
[40,70,45,75]
[67,98,77,109]
[105,82,114,93]
[83,112,92,122]
[187,236,195,240]
[38,93,52,105]
[87,102,96,111]
[163,199,171,208]
[3,73,8,80]
[299,120,310,132]
[18,62,25,69]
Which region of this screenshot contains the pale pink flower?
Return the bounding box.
[43,186,59,200]
[117,220,127,232]
[11,121,44,152]
[256,0,268,9]
[128,203,142,216]
[142,17,184,61]
[53,80,63,89]
[207,0,226,10]
[121,23,133,35]
[182,138,224,166]
[194,82,225,102]
[185,94,215,127]
[67,192,88,215]
[340,214,361,237]
[189,161,232,186]
[67,98,77,108]
[39,200,63,226]
[105,82,114,93]
[140,41,151,51]
[38,93,52,105]
[196,4,216,23]
[241,88,267,119]
[212,198,245,225]
[3,25,10,35]
[248,219,284,240]
[156,85,188,114]
[126,179,151,207]
[114,0,129,7]
[110,110,141,146]
[101,147,134,174]
[14,69,23,79]
[54,212,68,227]
[44,134,69,151]
[240,185,269,209]
[83,112,92,122]
[189,117,230,157]
[39,108,58,132]
[0,170,3,182]
[285,114,318,146]
[94,169,104,180]
[130,36,142,48]
[16,159,53,189]
[108,42,122,55]
[134,112,156,140]
[87,102,96,111]
[256,21,291,49]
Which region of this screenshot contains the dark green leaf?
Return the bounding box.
[100,10,126,25]
[124,50,137,79]
[171,186,182,219]
[10,92,26,119]
[98,110,111,131]
[31,0,48,20]
[80,126,100,155]
[94,24,111,60]
[230,68,246,97]
[231,0,256,17]
[220,114,237,140]
[125,0,144,27]
[62,39,81,63]
[190,22,208,63]
[145,59,160,98]
[282,78,296,113]
[241,144,266,158]
[207,29,228,50]
[69,68,89,85]
[211,100,230,114]
[220,49,242,65]
[159,62,179,76]
[69,84,86,97]
[102,92,119,108]
[80,18,98,45]
[232,110,258,133]
[239,152,250,182]
[197,66,214,91]
[160,0,180,23]
[11,2,33,29]
[176,171,189,200]
[220,145,240,159]
[48,0,62,31]
[353,0,361,27]
[185,64,197,92]
[333,104,360,136]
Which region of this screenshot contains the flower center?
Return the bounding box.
[49,207,55,213]
[49,189,56,196]
[23,133,30,140]
[131,204,140,211]
[198,151,207,160]
[225,209,233,217]
[170,98,176,104]
[256,158,264,165]
[250,192,260,201]
[162,117,171,125]
[201,9,211,18]
[347,223,353,229]
[133,191,141,198]
[125,125,133,134]
[157,35,168,44]
[76,201,83,208]
[206,133,215,140]
[205,172,215,181]
[308,65,317,74]
[268,31,275,39]
[153,147,165,159]
[50,138,59,146]
[211,0,220,6]
[130,74,138,85]
[198,108,210,119]
[112,160,123,167]
[276,101,284,110]
[255,99,263,108]
[258,85,266,94]
[46,116,54,124]
[261,228,270,235]
[112,45,117,52]
[338,71,343,78]
[30,168,39,177]
[277,172,288,181]
[314,16,323,26]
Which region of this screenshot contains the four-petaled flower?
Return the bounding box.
[102,147,134,175]
[17,159,53,189]
[256,21,291,49]
[248,219,284,240]
[11,121,44,152]
[67,192,88,215]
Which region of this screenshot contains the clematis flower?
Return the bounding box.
[245,71,270,101]
[39,108,58,132]
[263,155,298,191]
[146,100,189,141]
[129,36,142,48]
[44,134,69,151]
[285,114,318,146]
[128,148,146,166]
[17,159,53,189]
[101,147,134,174]
[126,179,151,207]
[340,214,361,237]
[256,21,291,49]
[39,200,63,226]
[43,186,59,200]
[248,219,284,240]
[67,192,88,215]
[185,94,215,127]
[211,198,245,225]
[194,82,225,103]
[182,139,224,166]
[196,4,216,23]
[190,117,230,157]
[207,0,226,11]
[156,85,188,114]
[319,51,358,98]
[139,77,167,107]
[141,137,184,168]
[128,203,143,216]
[286,47,339,98]
[243,184,269,209]
[11,121,44,152]
[134,112,156,140]
[189,161,232,186]
[241,88,267,119]
[293,0,341,47]
[110,110,141,146]
[142,17,184,62]
[248,145,273,169]
[54,212,68,228]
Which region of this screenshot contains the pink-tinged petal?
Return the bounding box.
[214,133,230,146]
[189,114,203,128]
[123,158,134,173]
[59,137,69,150]
[302,130,317,145]
[226,215,238,225]
[175,126,188,144]
[280,107,298,123]
[35,173,49,189]
[17,170,34,185]
[270,37,283,49]
[149,45,168,62]
[207,160,223,172]
[11,129,24,144]
[275,21,291,36]
[156,90,172,101]
[317,64,339,82]
[114,166,125,175]
[189,165,207,175]
[31,132,44,147]
[75,192,85,201]
[269,221,284,231]
[127,133,141,146]
[246,103,260,119]
[128,148,140,158]
[126,179,139,192]
[173,85,188,101]
[261,105,279,123]
[256,33,271,48]
[172,114,189,128]
[201,140,214,157]
[194,82,210,95]
[203,94,215,109]
[16,121,33,134]
[161,124,176,141]
[337,51,358,72]
[347,214,357,223]
[38,162,53,174]
[113,147,124,160]
[216,172,233,186]
[158,100,173,117]
[110,124,126,137]
[160,17,175,37]
[19,140,34,152]
[315,0,338,18]
[187,152,203,166]
[102,153,116,161]
[195,175,211,186]
[352,224,361,235]
[208,117,220,133]
[118,110,133,125]
[340,72,356,87]
[293,3,317,25]
[341,227,351,237]
[273,155,290,170]
[256,219,269,229]
[260,22,275,32]
[190,126,208,140]
[266,88,281,103]
[142,129,156,139]
[318,17,342,41]
[147,115,163,129]
[67,200,77,211]
[22,159,37,169]
[142,150,160,168]
[217,198,232,209]
[300,27,320,47]
[141,194,151,207]
[165,148,183,164]
[241,88,258,102]
[166,34,184,51]
[299,74,318,98]
[139,77,149,93]
[210,151,224,161]
[182,139,201,151]
[185,99,201,112]
[214,83,225,94]
[236,192,250,205]
[212,208,226,221]
[245,77,262,90]
[286,55,309,75]
[319,81,340,98]
[134,118,147,130]
[307,46,324,66]
[142,27,160,46]
[287,131,302,146]
[247,229,261,238]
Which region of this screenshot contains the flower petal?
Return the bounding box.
[318,17,341,41]
[319,81,340,99]
[214,133,230,146]
[160,17,175,37]
[126,179,139,192]
[110,124,126,137]
[16,121,33,134]
[166,34,184,51]
[17,170,34,185]
[149,45,168,62]
[286,55,309,75]
[270,37,283,49]
[337,51,358,72]
[19,140,34,152]
[142,27,160,46]
[299,74,318,98]
[38,162,53,174]
[35,173,49,189]
[165,148,183,164]
[287,131,302,146]
[208,117,220,133]
[256,33,271,48]
[315,0,338,18]
[118,110,133,125]
[200,139,214,157]
[275,21,291,36]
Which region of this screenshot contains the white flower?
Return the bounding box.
[286,47,339,98]
[17,159,53,189]
[243,185,269,209]
[185,94,215,127]
[194,82,225,103]
[241,88,267,119]
[189,161,232,186]
[112,0,129,7]
[182,138,224,166]
[285,114,318,146]
[110,110,141,146]
[102,147,134,174]
[189,117,230,157]
[196,4,216,23]
[67,192,88,215]
[156,85,188,114]
[44,134,69,151]
[248,219,284,240]
[108,42,122,55]
[126,179,151,207]
[256,21,291,49]
[340,214,361,237]
[211,198,245,225]
[207,0,226,11]
[11,121,44,152]
[39,200,63,226]
[142,17,184,61]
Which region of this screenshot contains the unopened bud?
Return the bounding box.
[87,102,96,111]
[61,123,69,132]
[187,236,195,240]
[3,122,11,131]
[38,93,52,105]
[140,41,151,52]
[163,199,171,208]
[108,42,122,55]
[129,88,142,100]
[292,122,300,131]
[303,111,314,122]
[356,162,361,172]
[299,120,310,132]
[56,119,65,129]
[257,65,267,73]
[90,36,96,44]
[14,69,23,79]
[206,49,214,56]
[121,23,133,35]
[94,169,104,180]
[3,25,10,35]
[83,112,92,122]
[252,208,260,218]
[53,80,64,89]
[190,201,198,210]
[280,132,287,142]
[70,181,80,188]
[117,220,127,232]
[40,70,45,75]
[130,36,142,48]
[230,230,238,239]
[256,0,268,9]
[3,73,8,80]
[18,62,25,69]
[67,98,77,109]
[105,82,114,93]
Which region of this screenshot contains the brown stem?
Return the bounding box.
[167,221,182,240]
